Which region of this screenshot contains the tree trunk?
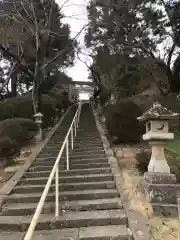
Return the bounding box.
[32,67,41,114]
[11,71,17,97]
[32,30,41,114]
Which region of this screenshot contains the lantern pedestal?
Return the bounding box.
[148,141,170,173]
[35,126,43,142]
[34,112,44,142]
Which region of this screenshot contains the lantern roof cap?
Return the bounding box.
[137,102,179,122]
[34,112,43,117]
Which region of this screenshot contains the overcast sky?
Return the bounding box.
[56,0,90,82]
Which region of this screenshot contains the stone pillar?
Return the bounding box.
[34,112,43,142]
[68,85,72,102]
[148,141,170,173]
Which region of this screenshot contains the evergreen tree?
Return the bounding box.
[86,0,180,94]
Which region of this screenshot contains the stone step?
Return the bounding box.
[38,147,104,156]
[29,162,110,171]
[151,203,178,217]
[19,174,113,185]
[79,225,132,240]
[2,198,122,216]
[42,148,105,155]
[38,152,105,159]
[0,226,132,240]
[13,181,115,193]
[37,153,106,159]
[74,143,103,147]
[0,210,127,231]
[146,183,180,204]
[37,152,66,157]
[75,136,100,140]
[25,168,111,178]
[45,146,104,152]
[78,130,98,133]
[74,140,101,145]
[74,148,104,153]
[38,153,106,160]
[76,131,100,134]
[69,154,106,159]
[49,140,102,145]
[75,136,101,140]
[33,158,108,166]
[6,189,119,203]
[74,143,103,148]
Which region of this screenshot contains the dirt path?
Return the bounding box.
[0,128,52,191]
[0,143,35,190]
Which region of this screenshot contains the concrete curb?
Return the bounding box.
[93,108,154,240]
[0,107,71,208]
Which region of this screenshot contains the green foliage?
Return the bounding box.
[136,150,150,173]
[49,91,70,110]
[0,94,58,127]
[0,118,38,166]
[165,137,180,155]
[86,0,180,93]
[99,87,110,105]
[104,100,145,143]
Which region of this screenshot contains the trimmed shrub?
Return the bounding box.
[0,94,57,127]
[136,150,151,173]
[0,137,20,167]
[49,91,70,110]
[0,118,38,166]
[104,100,145,143]
[99,88,110,105]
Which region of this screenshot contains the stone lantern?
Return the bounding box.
[96,96,102,116]
[138,102,180,209]
[137,102,179,173]
[110,93,116,104]
[34,112,43,142]
[54,108,60,124]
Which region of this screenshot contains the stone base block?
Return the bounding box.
[152,203,178,217]
[141,172,180,205]
[142,181,180,204]
[144,172,176,184]
[5,166,21,173]
[35,131,44,142]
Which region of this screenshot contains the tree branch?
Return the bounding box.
[42,24,87,70]
[0,45,33,77]
[167,42,176,67]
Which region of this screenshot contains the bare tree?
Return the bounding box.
[0,0,87,112]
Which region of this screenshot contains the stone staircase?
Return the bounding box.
[0,104,132,239]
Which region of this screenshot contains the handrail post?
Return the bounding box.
[71,128,73,150]
[74,120,77,137]
[76,115,78,128]
[66,140,69,171]
[55,165,59,217]
[77,102,81,128]
[76,114,78,129]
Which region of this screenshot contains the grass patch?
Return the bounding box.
[121,171,153,219]
[150,217,180,240]
[166,136,180,155]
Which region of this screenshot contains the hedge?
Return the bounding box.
[0,94,61,127]
[0,118,38,167]
[104,100,145,143]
